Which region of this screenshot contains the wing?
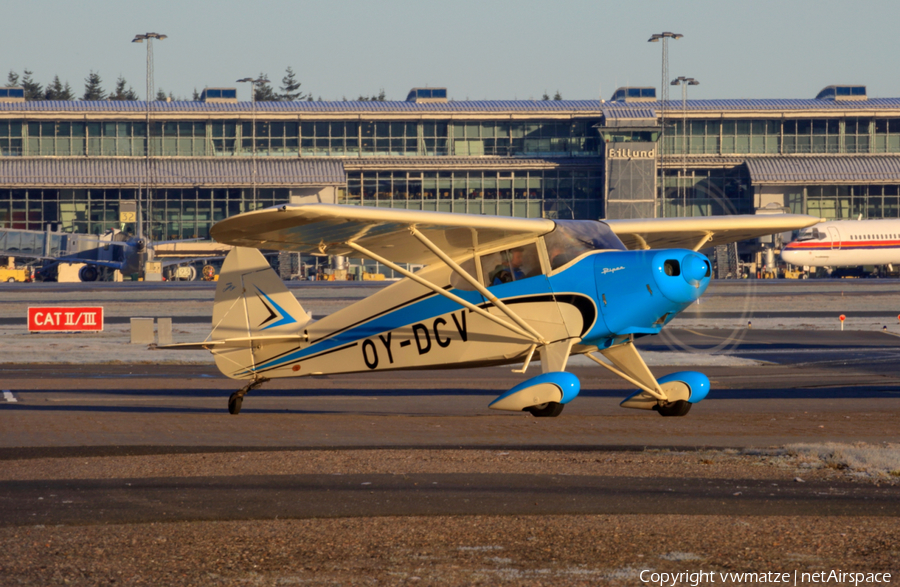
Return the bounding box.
[606,214,822,251]
[210,204,556,264]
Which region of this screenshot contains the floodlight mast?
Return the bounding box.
[671,76,699,214]
[237,77,270,202]
[648,32,683,216]
[131,32,167,274]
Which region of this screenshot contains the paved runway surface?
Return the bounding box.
[4,473,899,528]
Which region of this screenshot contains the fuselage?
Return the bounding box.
[782,219,900,267]
[225,247,711,380]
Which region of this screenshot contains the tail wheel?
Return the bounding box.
[654,400,692,417]
[228,392,243,415]
[527,402,564,418]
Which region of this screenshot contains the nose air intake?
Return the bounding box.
[681,253,709,286]
[651,250,710,303]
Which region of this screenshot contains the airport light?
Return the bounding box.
[671,76,699,213]
[237,77,270,202]
[648,32,683,212]
[131,32,167,275]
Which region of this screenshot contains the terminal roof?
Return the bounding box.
[746,157,900,184]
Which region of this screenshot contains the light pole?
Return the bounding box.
[132,32,166,269]
[237,77,269,204]
[649,32,683,213]
[671,76,699,216]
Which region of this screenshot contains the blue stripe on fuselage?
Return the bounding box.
[240,276,560,375]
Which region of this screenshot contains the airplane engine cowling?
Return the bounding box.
[651,250,711,303]
[488,372,580,412]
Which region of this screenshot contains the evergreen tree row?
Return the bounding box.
[4,66,314,102]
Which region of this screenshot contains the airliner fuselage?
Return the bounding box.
[782,219,900,267]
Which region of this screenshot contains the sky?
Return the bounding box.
[4,0,900,102]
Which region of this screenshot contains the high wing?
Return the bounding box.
[210,203,556,264]
[606,214,822,251]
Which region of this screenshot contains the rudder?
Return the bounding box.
[211,247,311,378]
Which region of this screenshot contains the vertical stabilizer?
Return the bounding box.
[211,247,311,378]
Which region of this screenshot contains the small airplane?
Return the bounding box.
[782,217,900,269]
[162,205,818,417]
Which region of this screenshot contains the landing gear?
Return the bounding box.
[79,265,99,282]
[227,377,269,415]
[527,402,565,418]
[228,392,243,415]
[654,400,692,417]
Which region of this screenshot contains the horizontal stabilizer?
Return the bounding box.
[156,334,308,351]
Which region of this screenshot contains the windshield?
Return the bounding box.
[795,228,827,242]
[544,220,627,270]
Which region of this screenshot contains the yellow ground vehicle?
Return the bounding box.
[0,267,29,282]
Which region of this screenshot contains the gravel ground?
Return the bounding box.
[1,514,897,586]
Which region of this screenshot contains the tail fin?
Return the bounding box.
[211,247,311,378]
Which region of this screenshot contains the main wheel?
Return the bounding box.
[527,402,564,418]
[654,400,691,417]
[228,392,243,415]
[79,266,99,282]
[6,277,14,283]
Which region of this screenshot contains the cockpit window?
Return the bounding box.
[480,243,541,286]
[795,228,827,242]
[544,220,627,270]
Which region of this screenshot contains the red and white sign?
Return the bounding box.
[28,307,104,332]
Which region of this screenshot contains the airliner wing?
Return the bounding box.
[606,214,821,251]
[210,203,555,264]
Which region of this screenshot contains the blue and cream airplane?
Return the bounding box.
[163,205,818,417]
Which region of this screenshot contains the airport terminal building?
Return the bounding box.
[2,84,900,246]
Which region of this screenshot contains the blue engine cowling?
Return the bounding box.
[489,372,580,412]
[586,249,711,342]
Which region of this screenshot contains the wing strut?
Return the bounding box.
[409,226,548,345]
[692,231,714,252]
[345,241,542,344]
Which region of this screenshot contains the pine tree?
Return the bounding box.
[356,90,386,102]
[156,88,167,101]
[6,71,19,87]
[279,66,306,101]
[553,90,562,101]
[252,74,278,101]
[110,76,138,101]
[61,82,75,101]
[45,76,66,100]
[21,70,43,100]
[192,88,201,101]
[542,92,550,101]
[82,71,106,100]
